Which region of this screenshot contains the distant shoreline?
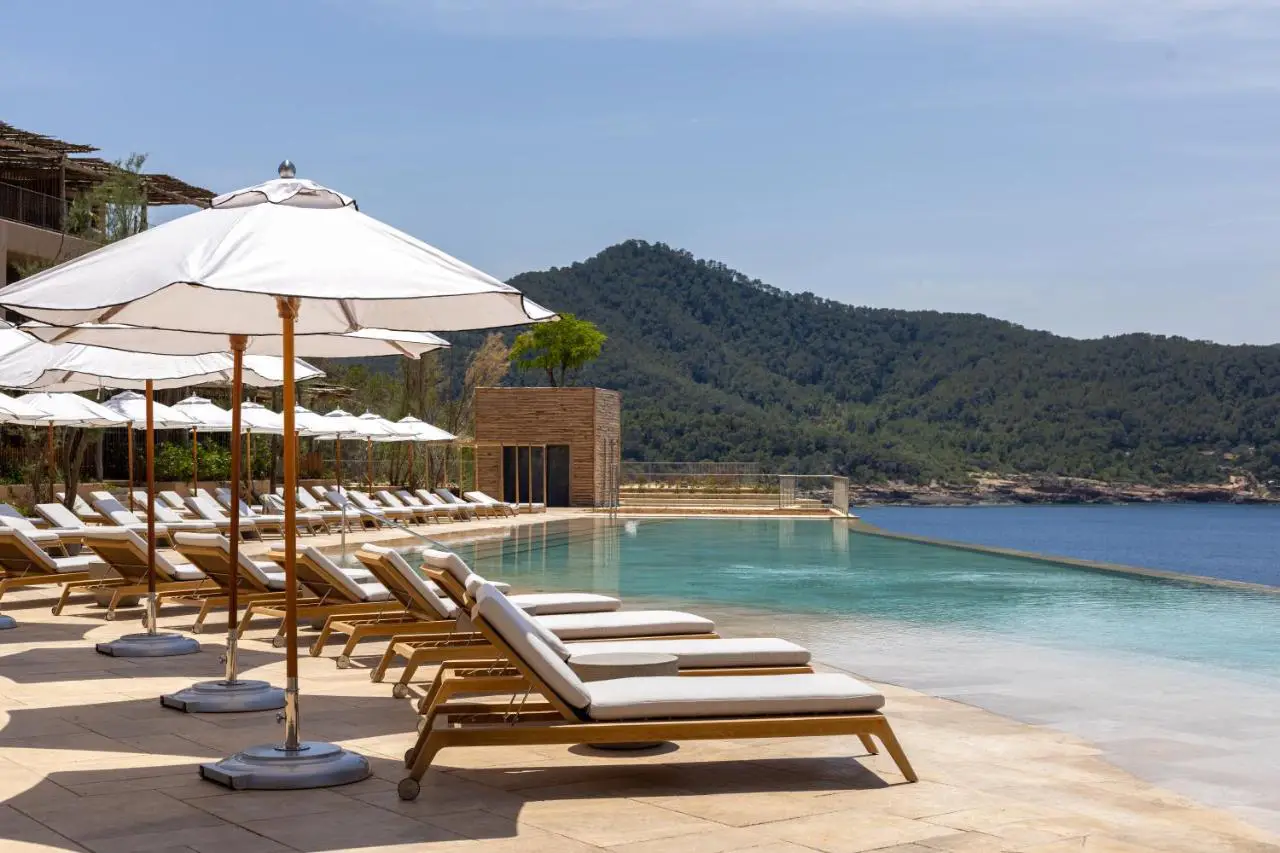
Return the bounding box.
[849,477,1277,506]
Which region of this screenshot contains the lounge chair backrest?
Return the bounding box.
[418,490,448,507]
[347,491,379,510]
[464,491,497,506]
[151,503,186,524]
[397,490,424,507]
[359,545,456,619]
[130,490,151,508]
[187,494,229,521]
[79,527,185,582]
[58,492,96,516]
[158,491,187,510]
[172,532,276,591]
[262,494,288,514]
[377,490,405,508]
[214,488,233,509]
[420,548,473,588]
[297,547,366,602]
[0,528,58,572]
[434,488,465,505]
[295,488,321,509]
[0,505,39,531]
[310,485,328,499]
[474,582,589,710]
[35,503,85,530]
[91,495,143,527]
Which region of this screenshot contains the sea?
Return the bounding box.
[856,503,1280,588]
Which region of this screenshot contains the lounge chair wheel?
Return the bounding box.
[391,683,410,699]
[272,636,285,648]
[104,611,115,621]
[397,778,420,801]
[336,655,352,669]
[404,747,415,766]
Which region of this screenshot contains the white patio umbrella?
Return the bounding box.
[172,396,232,493]
[0,163,555,793]
[388,416,457,493]
[237,401,283,509]
[0,320,322,392]
[307,409,392,494]
[102,391,194,513]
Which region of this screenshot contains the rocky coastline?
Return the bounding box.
[849,474,1278,506]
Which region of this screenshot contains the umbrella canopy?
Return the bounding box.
[0,391,62,426]
[18,393,129,428]
[240,401,284,435]
[23,323,452,359]
[0,321,324,392]
[306,408,390,439]
[392,415,456,443]
[0,175,555,335]
[102,391,196,430]
[359,412,411,442]
[171,396,233,431]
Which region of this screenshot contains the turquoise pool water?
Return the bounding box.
[433,517,1280,677]
[398,517,1280,827]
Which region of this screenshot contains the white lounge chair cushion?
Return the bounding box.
[169,563,207,582]
[462,574,510,599]
[52,555,103,573]
[564,637,811,669]
[538,610,715,640]
[362,545,458,619]
[475,583,591,710]
[507,592,622,615]
[420,548,472,586]
[298,547,380,600]
[586,673,884,721]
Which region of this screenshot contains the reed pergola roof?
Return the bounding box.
[0,121,214,208]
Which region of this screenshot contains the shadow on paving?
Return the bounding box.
[0,643,286,684]
[0,621,99,646]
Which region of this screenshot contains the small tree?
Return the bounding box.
[509,314,606,387]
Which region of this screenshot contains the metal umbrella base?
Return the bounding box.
[96,632,200,657]
[0,614,16,630]
[200,742,371,790]
[161,679,286,713]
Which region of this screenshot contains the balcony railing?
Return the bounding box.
[0,180,67,232]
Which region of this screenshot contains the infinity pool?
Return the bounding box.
[433,517,1280,677]
[401,517,1280,826]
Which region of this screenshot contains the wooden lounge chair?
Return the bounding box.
[376,490,443,525]
[348,490,415,524]
[396,582,916,801]
[236,546,405,643]
[260,493,330,535]
[297,488,368,530]
[169,532,303,633]
[435,488,498,518]
[89,494,177,547]
[57,491,104,523]
[214,488,297,538]
[0,504,82,552]
[359,545,717,695]
[184,492,265,540]
[157,490,198,518]
[61,528,213,619]
[124,493,221,537]
[414,579,813,719]
[34,502,98,543]
[417,489,474,520]
[0,528,102,605]
[462,491,519,517]
[420,548,621,615]
[397,490,457,523]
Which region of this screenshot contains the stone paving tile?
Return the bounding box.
[757,808,959,852]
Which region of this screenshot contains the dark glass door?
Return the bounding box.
[547,445,571,507]
[502,446,518,503]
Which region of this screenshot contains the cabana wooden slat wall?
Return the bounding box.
[473,387,620,507]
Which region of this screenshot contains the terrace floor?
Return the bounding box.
[0,510,1276,853]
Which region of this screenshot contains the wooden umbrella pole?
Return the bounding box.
[225,337,246,684]
[46,423,55,499]
[244,429,252,505]
[127,426,135,512]
[277,297,301,751]
[191,426,199,493]
[407,441,414,489]
[145,381,158,635]
[367,437,373,492]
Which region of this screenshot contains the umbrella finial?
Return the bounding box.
[278,159,296,179]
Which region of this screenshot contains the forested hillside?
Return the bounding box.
[505,241,1280,485]
[333,240,1280,485]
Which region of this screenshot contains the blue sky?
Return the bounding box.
[6,1,1280,343]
